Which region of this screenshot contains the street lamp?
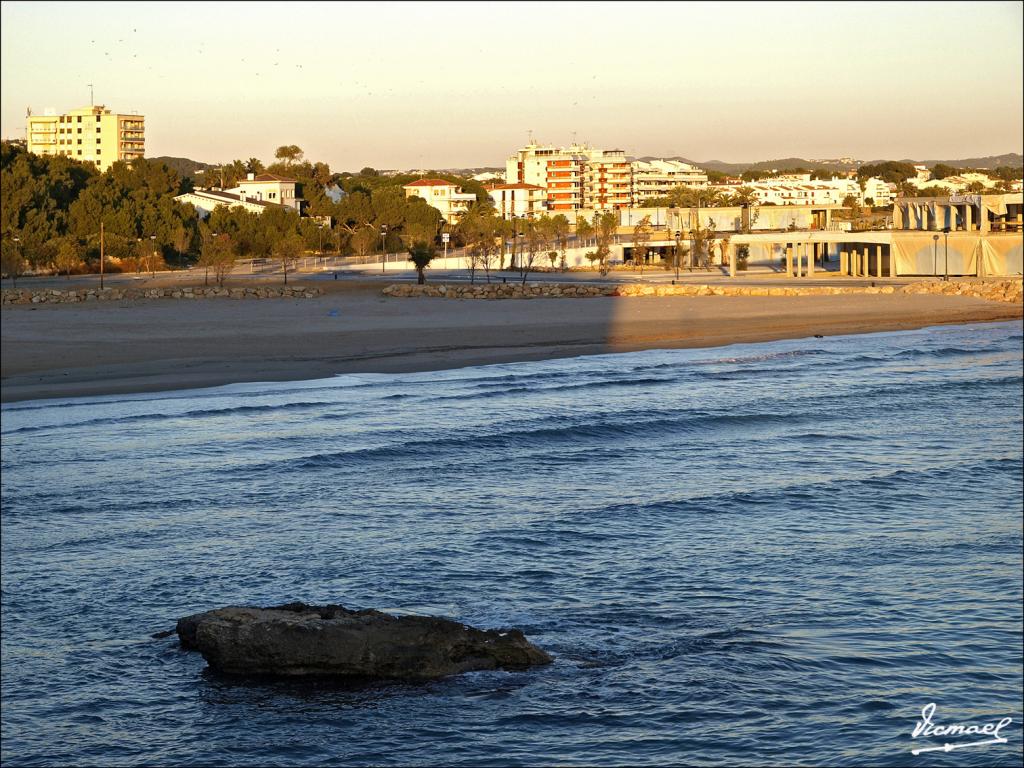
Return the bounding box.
[10,236,21,288]
[150,235,157,277]
[942,227,950,282]
[674,229,682,282]
[380,224,388,274]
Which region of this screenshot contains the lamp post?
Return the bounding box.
[510,217,519,271]
[942,227,950,282]
[99,221,104,290]
[674,229,682,282]
[150,235,157,277]
[10,236,21,288]
[380,224,388,273]
[932,234,939,279]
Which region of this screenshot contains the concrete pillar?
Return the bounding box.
[851,249,860,277]
[807,242,815,277]
[729,243,737,277]
[795,243,802,278]
[840,249,848,275]
[875,245,883,278]
[964,204,973,232]
[980,205,989,234]
[785,244,793,276]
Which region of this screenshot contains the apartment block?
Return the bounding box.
[402,179,478,223]
[508,142,718,213]
[506,143,585,212]
[506,142,639,212]
[581,148,632,211]
[484,183,547,219]
[631,160,709,204]
[26,105,144,172]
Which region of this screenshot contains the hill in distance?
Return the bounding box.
[639,153,1022,174]
[150,156,214,179]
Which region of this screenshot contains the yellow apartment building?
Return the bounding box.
[26,105,145,172]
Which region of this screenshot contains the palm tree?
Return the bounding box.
[408,241,437,284]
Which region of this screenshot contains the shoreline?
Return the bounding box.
[2,284,1021,403]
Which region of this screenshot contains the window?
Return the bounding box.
[78,139,82,145]
[77,116,82,123]
[96,128,101,134]
[96,115,101,121]
[96,139,101,145]
[77,128,82,134]
[77,150,82,155]
[96,149,101,154]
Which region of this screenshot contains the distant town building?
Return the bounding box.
[26,105,144,172]
[484,183,547,220]
[908,171,1000,195]
[630,160,709,203]
[723,173,893,207]
[402,178,477,223]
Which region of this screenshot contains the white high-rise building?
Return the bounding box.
[630,160,709,204]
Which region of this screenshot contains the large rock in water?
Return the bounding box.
[176,602,553,680]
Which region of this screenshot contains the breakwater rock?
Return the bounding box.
[176,602,553,680]
[1,285,322,305]
[382,278,1022,303]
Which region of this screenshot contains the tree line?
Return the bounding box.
[0,141,489,279]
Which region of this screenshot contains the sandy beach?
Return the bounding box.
[1,278,1021,403]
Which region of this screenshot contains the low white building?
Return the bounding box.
[225,173,303,212]
[484,183,547,219]
[908,172,998,195]
[733,174,893,207]
[402,178,478,223]
[174,188,285,218]
[861,177,894,206]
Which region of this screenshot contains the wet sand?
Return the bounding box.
[2,280,1020,402]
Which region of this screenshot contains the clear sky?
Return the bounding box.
[1,1,1021,170]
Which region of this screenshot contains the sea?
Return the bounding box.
[1,320,1022,767]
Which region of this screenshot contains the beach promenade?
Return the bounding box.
[2,275,1020,403]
